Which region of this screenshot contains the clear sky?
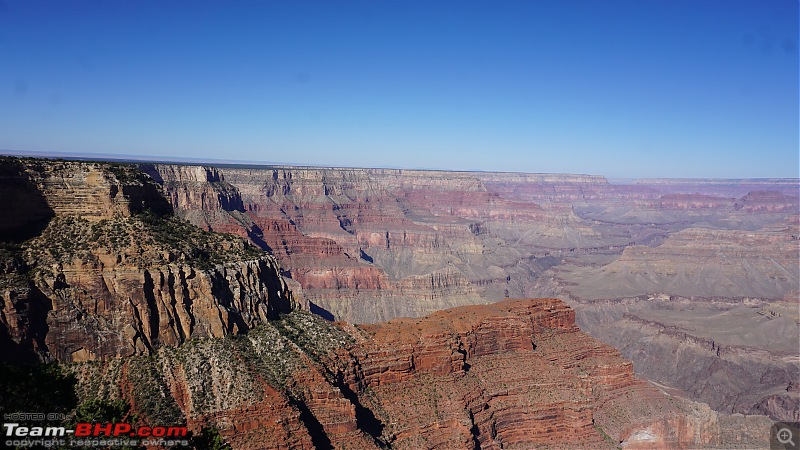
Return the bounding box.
[0,0,797,178]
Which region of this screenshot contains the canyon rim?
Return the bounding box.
[0,156,796,449]
[3,1,797,448]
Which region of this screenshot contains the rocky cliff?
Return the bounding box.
[141,161,799,425]
[144,164,506,323]
[572,298,800,423]
[71,298,773,449]
[0,158,299,363]
[145,164,633,323]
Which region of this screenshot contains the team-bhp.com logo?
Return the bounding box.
[4,422,189,448]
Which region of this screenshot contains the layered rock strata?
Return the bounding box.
[3,157,796,444]
[0,159,298,362]
[558,227,799,301]
[73,298,774,449]
[143,161,799,424]
[146,164,637,323]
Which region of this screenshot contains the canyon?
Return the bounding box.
[0,156,797,449]
[142,162,799,425]
[72,298,773,449]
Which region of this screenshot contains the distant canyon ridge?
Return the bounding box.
[0,157,797,448]
[144,162,799,423]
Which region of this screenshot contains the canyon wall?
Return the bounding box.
[144,162,799,424]
[72,298,774,449]
[0,159,298,363]
[145,164,636,323]
[1,157,795,447]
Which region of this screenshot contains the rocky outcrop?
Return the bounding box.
[0,158,172,240]
[735,190,799,213]
[0,158,299,363]
[141,164,244,214]
[25,159,171,220]
[33,256,295,361]
[72,298,773,449]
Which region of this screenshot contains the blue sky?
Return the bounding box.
[0,0,797,178]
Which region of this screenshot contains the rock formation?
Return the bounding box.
[140,161,799,424]
[72,298,773,449]
[1,157,795,448]
[0,159,298,363]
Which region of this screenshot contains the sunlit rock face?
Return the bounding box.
[148,162,799,422]
[148,164,630,323]
[71,298,772,449]
[0,157,789,449]
[0,159,298,363]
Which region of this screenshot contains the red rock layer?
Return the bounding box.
[339,298,752,449]
[72,298,773,450]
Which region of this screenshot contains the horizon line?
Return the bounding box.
[1,148,798,183]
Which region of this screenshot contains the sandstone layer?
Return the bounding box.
[142,162,800,424]
[2,157,797,446]
[71,299,773,449]
[0,159,299,362]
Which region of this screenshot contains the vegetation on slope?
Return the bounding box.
[20,213,263,271]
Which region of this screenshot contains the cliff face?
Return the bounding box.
[1,157,790,448]
[141,164,245,214]
[73,298,772,450]
[144,162,799,424]
[30,256,294,362]
[0,159,298,363]
[147,164,628,323]
[146,164,501,323]
[574,300,800,422]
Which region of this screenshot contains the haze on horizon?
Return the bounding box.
[0,0,797,179]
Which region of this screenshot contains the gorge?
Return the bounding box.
[0,156,796,449]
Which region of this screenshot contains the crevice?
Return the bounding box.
[142,270,160,343]
[178,267,195,335]
[468,410,483,450]
[167,270,186,342]
[127,297,152,353]
[290,396,333,450]
[334,376,388,448]
[209,270,249,333]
